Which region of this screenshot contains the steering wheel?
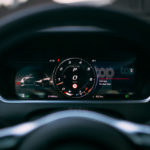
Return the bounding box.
[0,3,150,150]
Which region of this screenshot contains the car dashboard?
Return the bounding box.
[0,3,150,150]
[14,57,136,100]
[0,30,149,103]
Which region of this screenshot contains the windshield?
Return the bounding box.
[0,0,149,23]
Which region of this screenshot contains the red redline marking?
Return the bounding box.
[88,88,92,93]
[100,78,130,80]
[56,82,64,86]
[16,82,20,85]
[85,87,88,91]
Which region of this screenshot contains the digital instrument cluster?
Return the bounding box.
[15,58,136,100]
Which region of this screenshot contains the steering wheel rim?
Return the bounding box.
[18,110,135,150]
[0,3,149,54]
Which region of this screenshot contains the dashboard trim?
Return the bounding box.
[0,96,149,104]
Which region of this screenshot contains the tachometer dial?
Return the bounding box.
[53,58,97,98]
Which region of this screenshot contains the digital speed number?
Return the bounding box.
[97,68,115,78]
[96,67,134,79]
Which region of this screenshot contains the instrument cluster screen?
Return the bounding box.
[15,58,136,100]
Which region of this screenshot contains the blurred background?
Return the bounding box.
[0,0,150,22]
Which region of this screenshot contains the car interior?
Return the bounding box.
[0,0,150,150]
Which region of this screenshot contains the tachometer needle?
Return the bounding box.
[56,82,64,86]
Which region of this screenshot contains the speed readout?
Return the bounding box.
[53,58,97,98]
